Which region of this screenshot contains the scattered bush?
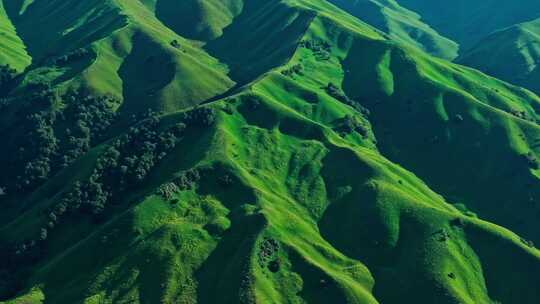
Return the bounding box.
[157,182,179,200]
[334,115,369,138]
[325,82,370,116]
[258,237,280,271]
[173,169,201,190]
[509,109,537,124]
[300,39,331,61]
[53,48,90,66]
[1,90,119,192]
[170,40,181,49]
[181,107,216,127]
[281,64,304,77]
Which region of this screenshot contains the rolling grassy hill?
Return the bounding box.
[328,0,540,95]
[327,0,459,60]
[0,0,539,303]
[459,18,540,95]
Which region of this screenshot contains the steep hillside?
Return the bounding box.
[327,0,459,60]
[0,0,236,113]
[395,0,540,49]
[459,18,540,95]
[0,0,30,71]
[0,0,539,304]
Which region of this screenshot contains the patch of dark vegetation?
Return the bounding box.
[5,110,218,271]
[300,39,331,61]
[218,174,234,187]
[301,90,319,104]
[257,237,280,273]
[333,115,370,138]
[157,182,180,200]
[450,218,466,228]
[325,82,370,116]
[170,39,181,49]
[433,229,450,242]
[51,48,91,66]
[180,106,217,127]
[522,152,539,169]
[281,64,304,77]
[0,89,119,193]
[509,109,538,124]
[0,64,16,95]
[173,168,201,190]
[520,237,535,248]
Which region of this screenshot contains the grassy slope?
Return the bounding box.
[0,0,30,70]
[140,0,244,41]
[459,18,540,95]
[395,0,540,49]
[3,0,236,113]
[1,0,540,303]
[327,0,459,60]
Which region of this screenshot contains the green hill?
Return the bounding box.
[327,0,459,60]
[459,18,540,95]
[328,0,540,95]
[0,0,539,303]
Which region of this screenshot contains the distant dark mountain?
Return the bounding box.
[0,1,539,303]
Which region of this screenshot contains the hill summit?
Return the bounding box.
[0,0,539,303]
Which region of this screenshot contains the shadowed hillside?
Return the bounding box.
[0,0,539,303]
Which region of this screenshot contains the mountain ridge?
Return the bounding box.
[0,0,539,303]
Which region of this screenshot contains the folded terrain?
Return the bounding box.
[329,0,540,96]
[0,0,539,303]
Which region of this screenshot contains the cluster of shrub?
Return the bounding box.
[326,82,371,117]
[334,115,369,138]
[170,40,181,49]
[1,98,218,294]
[258,237,280,273]
[509,109,539,125]
[21,106,217,252]
[10,116,181,261]
[51,48,90,66]
[281,64,304,77]
[299,39,331,61]
[1,89,119,193]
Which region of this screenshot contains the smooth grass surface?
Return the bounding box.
[0,0,539,303]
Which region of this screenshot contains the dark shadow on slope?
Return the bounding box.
[288,249,348,304]
[341,36,540,246]
[117,31,176,115]
[205,0,315,85]
[2,0,127,62]
[195,208,266,304]
[464,224,540,303]
[154,0,244,41]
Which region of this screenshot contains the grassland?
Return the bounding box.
[0,0,539,303]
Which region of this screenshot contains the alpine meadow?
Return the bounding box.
[0,0,539,303]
